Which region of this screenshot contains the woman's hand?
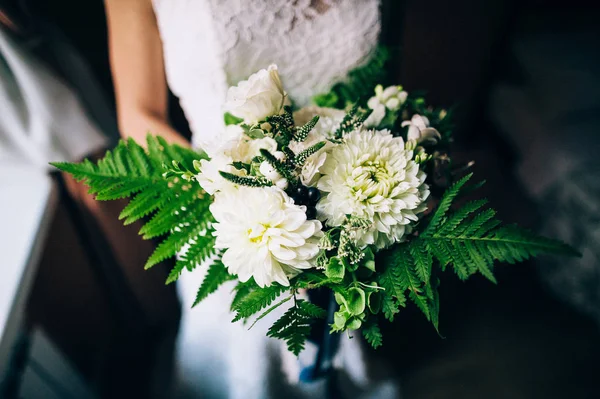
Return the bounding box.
[104,0,189,148]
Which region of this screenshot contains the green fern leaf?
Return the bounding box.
[378,259,407,322]
[248,295,293,330]
[409,240,432,283]
[362,320,383,349]
[421,174,579,283]
[423,173,473,236]
[193,254,235,307]
[52,135,215,287]
[232,283,288,323]
[230,280,258,312]
[267,299,326,356]
[381,294,400,322]
[119,185,165,225]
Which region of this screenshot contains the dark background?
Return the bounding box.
[1,0,599,398]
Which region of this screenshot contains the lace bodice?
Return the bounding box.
[152,0,381,148]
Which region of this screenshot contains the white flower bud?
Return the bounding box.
[273,151,286,161]
[275,178,289,190]
[259,161,280,180]
[402,114,441,145]
[364,85,408,127]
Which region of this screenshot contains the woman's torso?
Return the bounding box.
[151,0,381,148]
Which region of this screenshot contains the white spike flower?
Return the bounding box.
[211,186,323,287]
[317,129,430,249]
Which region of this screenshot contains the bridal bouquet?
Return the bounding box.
[53,61,577,355]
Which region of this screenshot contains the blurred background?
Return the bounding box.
[0,0,598,398]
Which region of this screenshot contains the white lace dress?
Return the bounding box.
[151,1,384,398]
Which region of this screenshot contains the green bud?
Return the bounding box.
[367,290,382,314]
[333,310,349,330]
[192,159,203,172]
[346,317,363,331]
[361,247,376,272]
[346,287,366,316]
[325,257,345,281]
[344,256,359,272]
[334,292,348,310]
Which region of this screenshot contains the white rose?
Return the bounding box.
[197,124,245,159]
[224,64,287,125]
[402,114,442,145]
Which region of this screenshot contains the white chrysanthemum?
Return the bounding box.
[317,129,430,249]
[211,186,323,287]
[290,107,345,186]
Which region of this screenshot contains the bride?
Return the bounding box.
[104,1,394,397]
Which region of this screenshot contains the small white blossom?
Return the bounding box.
[317,129,430,249]
[275,178,289,190]
[196,156,240,195]
[224,64,287,124]
[364,85,408,127]
[273,151,286,161]
[211,187,323,287]
[259,161,289,189]
[259,161,281,180]
[402,114,441,145]
[196,132,278,194]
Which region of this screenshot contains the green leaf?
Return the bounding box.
[325,257,345,281]
[367,291,382,314]
[421,174,579,283]
[267,299,326,356]
[230,280,258,312]
[51,135,213,286]
[362,320,383,349]
[381,294,400,322]
[248,295,293,330]
[423,173,473,236]
[192,255,235,307]
[409,240,432,283]
[232,283,288,323]
[346,287,366,316]
[378,262,406,322]
[224,112,244,125]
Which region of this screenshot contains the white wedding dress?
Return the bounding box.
[151,1,389,398]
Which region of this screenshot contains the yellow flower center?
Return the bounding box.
[247,224,270,244]
[352,160,394,201]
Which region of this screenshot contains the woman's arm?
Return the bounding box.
[104,0,189,147]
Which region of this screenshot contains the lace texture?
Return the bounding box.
[152,0,381,148]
